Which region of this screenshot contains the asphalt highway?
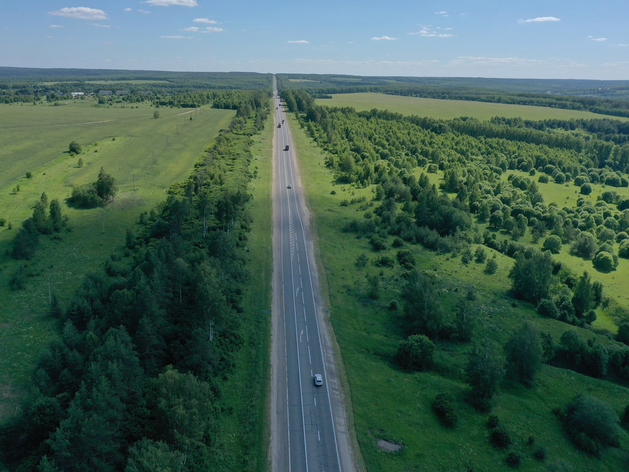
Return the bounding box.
[271,85,342,472]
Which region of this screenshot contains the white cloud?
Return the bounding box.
[449,56,546,67]
[145,0,198,6]
[518,17,560,23]
[588,36,607,41]
[434,11,448,17]
[90,23,111,28]
[161,35,193,39]
[193,18,218,24]
[618,44,629,47]
[409,26,453,38]
[182,26,199,32]
[124,7,132,11]
[287,40,309,44]
[371,36,396,41]
[201,27,224,33]
[138,9,151,13]
[49,24,65,28]
[49,7,108,20]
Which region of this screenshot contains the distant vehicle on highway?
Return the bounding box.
[278,124,281,128]
[282,119,285,124]
[314,374,323,387]
[287,185,292,189]
[284,145,289,151]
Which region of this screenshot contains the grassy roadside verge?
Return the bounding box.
[287,115,629,471]
[214,109,273,471]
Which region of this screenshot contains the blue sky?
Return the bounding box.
[1,0,628,79]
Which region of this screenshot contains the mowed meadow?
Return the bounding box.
[0,99,234,414]
[317,92,629,121]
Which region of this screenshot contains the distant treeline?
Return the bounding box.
[277,73,629,100]
[277,74,629,119]
[0,90,271,471]
[0,69,272,104]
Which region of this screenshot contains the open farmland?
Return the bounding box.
[317,92,629,121]
[0,100,234,414]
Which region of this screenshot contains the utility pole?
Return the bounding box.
[101,210,105,234]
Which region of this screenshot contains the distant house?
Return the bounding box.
[99,90,112,95]
[71,92,84,97]
[115,90,129,95]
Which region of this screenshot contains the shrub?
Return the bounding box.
[542,235,562,254]
[571,232,597,260]
[592,251,615,272]
[619,240,629,258]
[533,446,546,461]
[616,231,629,242]
[474,246,486,263]
[485,257,498,274]
[9,266,27,291]
[537,299,559,319]
[69,184,100,208]
[68,141,82,155]
[563,394,620,454]
[491,426,512,449]
[0,218,5,227]
[25,171,32,179]
[392,237,404,247]
[355,253,369,268]
[369,236,387,251]
[487,414,499,428]
[396,335,435,371]
[432,393,458,427]
[506,451,522,468]
[538,175,549,183]
[374,255,394,267]
[396,250,415,269]
[617,322,629,345]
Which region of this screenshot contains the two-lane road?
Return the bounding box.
[270,83,348,472]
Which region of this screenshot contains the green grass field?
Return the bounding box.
[0,100,234,418]
[289,115,629,472]
[317,93,629,121]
